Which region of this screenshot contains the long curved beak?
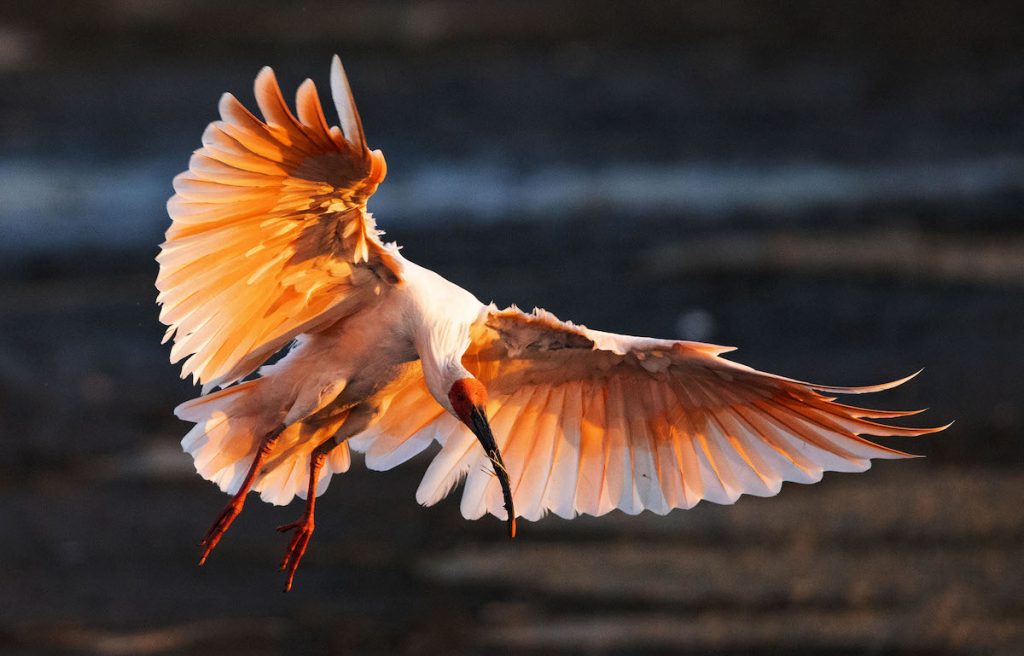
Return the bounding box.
[468,405,517,539]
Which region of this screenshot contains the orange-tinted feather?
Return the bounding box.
[157,57,400,389]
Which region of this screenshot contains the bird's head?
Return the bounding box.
[447,377,516,538]
[448,377,490,435]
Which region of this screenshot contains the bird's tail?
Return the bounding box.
[176,380,352,505]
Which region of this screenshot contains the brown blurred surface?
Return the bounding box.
[1,1,1023,654]
[3,456,1023,654]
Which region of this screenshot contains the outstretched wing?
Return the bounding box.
[362,306,947,522]
[157,56,401,389]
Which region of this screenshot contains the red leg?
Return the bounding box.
[198,426,283,565]
[276,449,328,592]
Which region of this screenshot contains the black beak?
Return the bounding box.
[468,405,517,539]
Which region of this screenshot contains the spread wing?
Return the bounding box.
[157,56,401,389]
[360,306,947,522]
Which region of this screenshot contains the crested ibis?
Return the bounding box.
[157,57,947,591]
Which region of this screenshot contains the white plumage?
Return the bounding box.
[157,56,947,591]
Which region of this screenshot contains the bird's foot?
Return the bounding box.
[198,498,244,565]
[277,515,315,592]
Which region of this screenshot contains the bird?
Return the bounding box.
[157,56,947,591]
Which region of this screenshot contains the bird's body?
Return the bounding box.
[158,57,946,590]
[178,252,486,501]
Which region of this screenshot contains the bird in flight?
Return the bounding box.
[157,56,946,591]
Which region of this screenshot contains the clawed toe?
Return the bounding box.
[277,517,315,592]
[198,501,243,565]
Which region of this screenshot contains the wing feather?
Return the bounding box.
[630,382,670,514]
[518,385,567,520]
[157,57,399,388]
[331,56,367,151]
[353,363,445,470]
[710,409,780,495]
[413,306,946,520]
[414,419,473,507]
[703,411,760,499]
[500,386,550,520]
[546,383,583,519]
[577,383,609,516]
[648,382,685,510]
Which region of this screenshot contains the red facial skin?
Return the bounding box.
[448,377,489,422]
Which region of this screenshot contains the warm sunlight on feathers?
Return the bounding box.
[157,58,398,390]
[157,57,947,590]
[359,307,943,520]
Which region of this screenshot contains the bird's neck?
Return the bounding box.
[398,257,489,415]
[415,320,474,416]
[421,357,474,419]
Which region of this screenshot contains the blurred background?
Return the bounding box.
[1,1,1023,654]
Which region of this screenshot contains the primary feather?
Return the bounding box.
[157,56,398,390]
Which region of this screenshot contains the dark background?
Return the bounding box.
[1,1,1022,654]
